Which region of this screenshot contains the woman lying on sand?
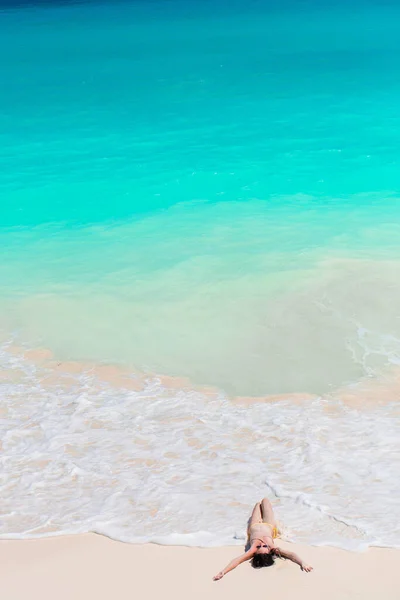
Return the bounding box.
[213,497,313,580]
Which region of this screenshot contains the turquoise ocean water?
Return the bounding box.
[1,0,400,548]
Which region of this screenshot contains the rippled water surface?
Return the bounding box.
[1,0,400,549]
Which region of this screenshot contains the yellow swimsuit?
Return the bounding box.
[250,522,279,539]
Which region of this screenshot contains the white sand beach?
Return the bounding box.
[1,534,399,600]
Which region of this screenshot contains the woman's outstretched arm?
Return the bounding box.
[279,549,313,572]
[213,547,255,581]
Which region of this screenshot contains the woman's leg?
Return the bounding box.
[246,503,263,550]
[249,501,263,526]
[260,497,277,526]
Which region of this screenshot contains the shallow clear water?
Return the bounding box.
[1,0,400,549]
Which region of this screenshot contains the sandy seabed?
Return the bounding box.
[1,534,399,600]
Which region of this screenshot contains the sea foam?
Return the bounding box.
[1,343,399,551]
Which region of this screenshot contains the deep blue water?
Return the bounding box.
[1,0,400,227]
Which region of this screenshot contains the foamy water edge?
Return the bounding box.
[1,341,400,551]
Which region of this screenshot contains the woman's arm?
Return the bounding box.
[213,548,255,581]
[279,549,313,572]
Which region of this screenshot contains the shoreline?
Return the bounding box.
[1,534,399,600]
[2,340,400,550]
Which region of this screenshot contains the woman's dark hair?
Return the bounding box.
[251,553,275,569]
